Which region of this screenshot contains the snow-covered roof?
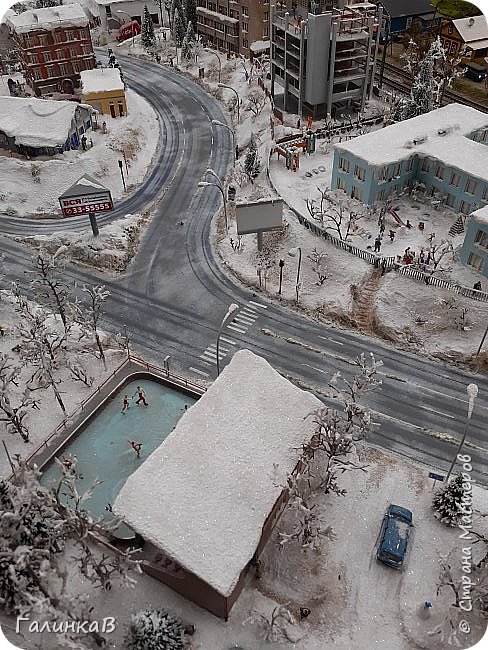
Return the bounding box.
[453,15,488,44]
[113,349,322,597]
[470,205,488,226]
[80,68,125,94]
[0,96,91,148]
[335,103,488,181]
[6,4,88,34]
[196,6,238,25]
[250,40,270,53]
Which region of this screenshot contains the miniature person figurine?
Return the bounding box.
[129,441,142,458]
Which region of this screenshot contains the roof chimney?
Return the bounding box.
[469,17,475,26]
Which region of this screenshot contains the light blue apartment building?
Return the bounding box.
[459,207,488,278]
[331,103,488,214]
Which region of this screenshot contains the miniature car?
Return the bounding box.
[376,504,413,569]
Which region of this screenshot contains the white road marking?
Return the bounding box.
[421,406,456,420]
[319,335,344,346]
[220,336,237,345]
[227,324,247,334]
[249,300,268,309]
[301,363,329,375]
[241,308,258,317]
[235,315,254,325]
[202,350,217,360]
[189,367,209,377]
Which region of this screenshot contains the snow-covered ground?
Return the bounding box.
[0,87,158,217]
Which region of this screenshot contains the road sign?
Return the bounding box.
[58,174,113,218]
[428,472,444,482]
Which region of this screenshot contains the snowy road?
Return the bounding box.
[1,54,487,485]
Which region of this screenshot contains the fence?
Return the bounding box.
[20,354,207,470]
[266,158,488,303]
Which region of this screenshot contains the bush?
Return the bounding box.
[127,608,184,650]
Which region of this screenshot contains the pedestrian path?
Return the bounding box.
[188,300,268,377]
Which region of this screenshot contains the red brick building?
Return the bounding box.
[196,0,269,57]
[5,4,96,97]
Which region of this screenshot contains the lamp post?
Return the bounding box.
[476,323,488,358]
[218,82,240,122]
[116,10,136,46]
[204,48,222,82]
[446,383,479,482]
[216,303,240,375]
[198,169,228,230]
[211,119,236,160]
[288,247,302,302]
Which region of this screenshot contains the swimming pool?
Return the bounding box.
[40,377,196,534]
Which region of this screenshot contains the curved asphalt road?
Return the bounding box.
[1,54,487,484]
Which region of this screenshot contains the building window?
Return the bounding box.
[435,164,444,180]
[243,38,249,48]
[483,185,488,202]
[459,200,472,214]
[421,158,430,172]
[70,47,78,57]
[66,31,74,41]
[32,69,42,80]
[378,165,388,181]
[242,6,248,15]
[339,157,349,172]
[392,162,401,177]
[39,35,48,46]
[351,185,362,201]
[467,251,484,272]
[46,65,56,77]
[106,5,112,16]
[407,157,415,172]
[242,21,248,32]
[475,229,488,249]
[44,51,52,62]
[263,25,269,36]
[376,189,385,202]
[56,49,64,59]
[450,171,460,186]
[60,62,71,75]
[445,193,455,207]
[354,164,365,181]
[336,177,346,191]
[28,53,37,63]
[465,179,477,194]
[54,32,63,43]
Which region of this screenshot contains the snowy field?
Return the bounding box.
[0,87,159,217]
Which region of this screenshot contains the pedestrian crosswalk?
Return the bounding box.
[188,299,268,377]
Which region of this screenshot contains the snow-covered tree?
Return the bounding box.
[80,284,110,370]
[0,459,140,648]
[433,475,468,526]
[183,0,197,35]
[307,247,327,285]
[31,251,76,335]
[173,6,186,46]
[247,88,266,118]
[141,5,156,50]
[393,37,447,121]
[244,133,260,184]
[306,187,369,241]
[181,21,195,60]
[0,353,38,441]
[127,608,184,650]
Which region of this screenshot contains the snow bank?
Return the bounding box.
[114,349,322,597]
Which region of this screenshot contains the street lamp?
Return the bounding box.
[211,119,236,160]
[446,383,479,482]
[476,322,488,358]
[288,246,302,302]
[218,82,240,123]
[116,10,137,46]
[216,303,240,375]
[204,48,221,82]
[198,170,228,230]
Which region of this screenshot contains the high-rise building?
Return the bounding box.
[270,1,381,117]
[5,4,96,97]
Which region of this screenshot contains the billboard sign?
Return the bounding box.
[58,174,113,218]
[236,198,283,235]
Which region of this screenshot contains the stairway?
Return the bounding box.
[448,214,465,237]
[352,269,382,332]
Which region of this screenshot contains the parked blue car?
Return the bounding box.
[377,504,413,569]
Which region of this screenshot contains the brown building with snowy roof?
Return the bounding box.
[5,4,96,96]
[196,0,269,57]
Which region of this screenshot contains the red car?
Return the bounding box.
[116,20,140,43]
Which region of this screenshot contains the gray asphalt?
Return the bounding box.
[1,54,487,485]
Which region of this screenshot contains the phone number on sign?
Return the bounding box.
[63,202,113,216]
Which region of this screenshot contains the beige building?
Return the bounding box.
[80,67,127,117]
[196,0,269,57]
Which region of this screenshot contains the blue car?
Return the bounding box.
[376,504,413,569]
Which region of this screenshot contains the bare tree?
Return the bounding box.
[307,248,327,285]
[426,238,454,274]
[247,88,266,118]
[80,285,110,370]
[31,251,76,335]
[306,187,367,241]
[0,353,39,441]
[250,605,300,643]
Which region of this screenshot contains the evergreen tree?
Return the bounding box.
[183,0,197,34]
[181,21,195,60]
[393,36,446,122]
[432,475,467,526]
[173,7,186,47]
[127,608,184,650]
[244,133,261,184]
[141,5,156,50]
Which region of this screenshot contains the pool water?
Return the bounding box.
[40,379,195,533]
